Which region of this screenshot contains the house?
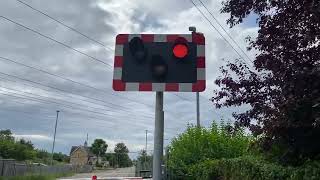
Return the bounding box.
[70,141,97,166]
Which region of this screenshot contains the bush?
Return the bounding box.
[0,172,73,180]
[167,123,250,178]
[188,156,320,180]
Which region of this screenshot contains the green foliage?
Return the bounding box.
[103,153,115,167]
[0,130,36,161]
[0,172,73,180]
[35,149,50,159]
[188,156,320,180]
[136,150,152,170]
[0,129,14,142]
[215,0,320,163]
[167,124,320,180]
[103,143,133,168]
[33,150,68,165]
[0,129,68,164]
[53,152,69,163]
[136,150,152,164]
[114,143,133,168]
[91,139,108,157]
[95,161,103,168]
[167,123,250,177]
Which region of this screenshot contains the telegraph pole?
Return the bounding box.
[189,26,201,127]
[51,110,60,165]
[145,130,148,164]
[86,133,89,143]
[153,92,164,180]
[145,130,148,154]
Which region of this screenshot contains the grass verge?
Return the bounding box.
[0,172,73,180]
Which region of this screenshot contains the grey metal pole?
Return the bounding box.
[145,130,148,165]
[153,92,164,180]
[51,110,60,165]
[189,26,201,128]
[145,130,148,154]
[196,92,200,127]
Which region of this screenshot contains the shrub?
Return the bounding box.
[167,123,250,178]
[188,156,320,180]
[0,172,73,180]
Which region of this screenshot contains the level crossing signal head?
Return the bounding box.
[113,33,206,92]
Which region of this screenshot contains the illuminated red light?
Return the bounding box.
[92,175,97,180]
[173,44,188,58]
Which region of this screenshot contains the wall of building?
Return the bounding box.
[70,148,88,166]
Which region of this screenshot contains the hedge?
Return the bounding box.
[167,124,250,178]
[187,156,320,180]
[0,172,73,180]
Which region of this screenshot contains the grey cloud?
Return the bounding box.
[0,0,257,155]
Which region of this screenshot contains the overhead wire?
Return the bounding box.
[0,84,114,113]
[0,73,190,123]
[0,6,207,123]
[0,106,53,120]
[0,81,154,119]
[0,75,154,118]
[1,3,194,104]
[0,71,150,114]
[0,97,150,127]
[0,91,153,120]
[0,15,193,105]
[0,89,127,118]
[189,0,253,67]
[15,0,113,51]
[0,56,153,108]
[197,0,253,63]
[0,60,191,121]
[189,0,256,121]
[0,15,112,68]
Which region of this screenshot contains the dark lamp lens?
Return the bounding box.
[151,55,168,80]
[153,66,167,76]
[134,51,145,61]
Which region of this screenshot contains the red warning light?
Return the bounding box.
[173,44,188,59]
[92,175,97,180]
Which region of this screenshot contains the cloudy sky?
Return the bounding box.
[0,0,258,158]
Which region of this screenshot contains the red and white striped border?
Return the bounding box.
[113,33,205,92]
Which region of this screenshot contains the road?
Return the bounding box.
[59,167,144,180]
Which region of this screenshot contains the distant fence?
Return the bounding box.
[135,160,152,178]
[0,159,93,177]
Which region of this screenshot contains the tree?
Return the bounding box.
[91,139,108,162]
[36,149,50,159]
[137,149,152,163]
[212,0,320,164]
[0,129,36,160]
[136,150,152,170]
[104,153,116,167]
[19,139,34,149]
[0,129,69,163]
[0,129,14,142]
[53,152,69,162]
[114,143,132,167]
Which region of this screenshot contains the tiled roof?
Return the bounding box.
[70,145,96,157]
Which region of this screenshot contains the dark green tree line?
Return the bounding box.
[0,129,68,163]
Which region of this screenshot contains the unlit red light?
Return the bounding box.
[173,44,188,58]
